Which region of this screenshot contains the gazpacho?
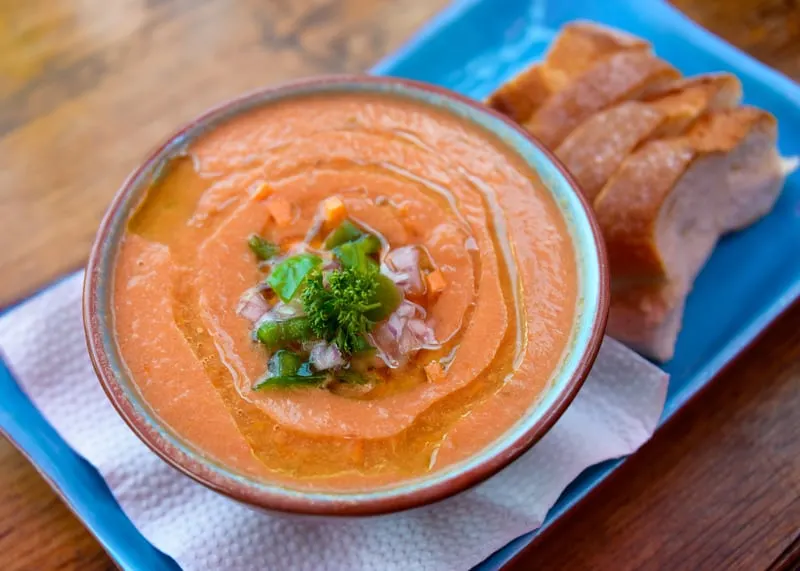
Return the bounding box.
[112,92,578,491]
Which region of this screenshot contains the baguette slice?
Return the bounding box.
[545,21,649,91]
[643,73,743,138]
[596,107,789,360]
[555,73,742,201]
[555,103,665,202]
[607,287,686,361]
[487,21,648,123]
[523,50,680,148]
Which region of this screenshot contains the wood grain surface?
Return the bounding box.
[0,0,798,569]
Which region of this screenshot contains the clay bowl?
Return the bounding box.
[84,75,609,516]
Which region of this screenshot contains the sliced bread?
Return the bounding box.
[555,73,742,202]
[595,107,789,359]
[486,21,649,123]
[522,49,680,148]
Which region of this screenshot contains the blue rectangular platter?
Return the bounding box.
[1,0,798,569]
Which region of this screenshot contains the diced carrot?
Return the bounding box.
[250,182,274,201]
[266,197,294,226]
[322,196,347,225]
[424,361,446,384]
[426,270,447,295]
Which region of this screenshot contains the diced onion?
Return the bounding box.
[251,300,305,331]
[384,246,424,296]
[236,288,270,323]
[309,341,345,370]
[370,300,440,368]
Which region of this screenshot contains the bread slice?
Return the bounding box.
[555,73,742,202]
[642,73,743,138]
[523,50,680,148]
[487,21,648,123]
[545,21,649,91]
[487,67,550,124]
[489,22,792,361]
[595,107,789,360]
[607,288,685,362]
[554,102,665,202]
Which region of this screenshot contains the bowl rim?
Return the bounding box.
[83,73,610,516]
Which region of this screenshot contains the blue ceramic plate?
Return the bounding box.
[1,0,798,568]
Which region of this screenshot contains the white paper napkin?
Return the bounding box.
[0,272,667,571]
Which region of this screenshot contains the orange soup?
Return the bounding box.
[112,92,578,491]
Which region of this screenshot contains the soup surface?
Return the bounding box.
[112,92,578,491]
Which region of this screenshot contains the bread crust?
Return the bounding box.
[486,21,649,123]
[488,23,789,361]
[524,50,679,148]
[598,107,783,359]
[555,74,741,201]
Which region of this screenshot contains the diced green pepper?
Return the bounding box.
[323,220,363,249]
[268,349,302,376]
[255,317,315,349]
[253,374,326,389]
[364,273,402,321]
[248,234,280,261]
[252,349,327,390]
[267,253,321,301]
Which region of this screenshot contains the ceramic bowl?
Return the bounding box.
[84,75,609,516]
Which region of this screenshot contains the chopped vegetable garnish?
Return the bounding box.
[244,204,439,390]
[324,219,364,249]
[254,373,326,389]
[385,245,425,296]
[253,349,327,389]
[267,253,322,301]
[302,267,383,354]
[337,369,369,384]
[250,182,274,201]
[424,361,446,383]
[255,316,315,348]
[322,196,347,225]
[309,341,345,370]
[269,348,302,376]
[248,234,280,261]
[333,234,381,270]
[426,270,447,295]
[364,273,402,321]
[351,333,375,354]
[265,197,295,226]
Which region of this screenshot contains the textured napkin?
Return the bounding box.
[0,272,667,570]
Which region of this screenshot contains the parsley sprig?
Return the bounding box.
[301,267,381,354]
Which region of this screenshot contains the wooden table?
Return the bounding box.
[0,1,798,569]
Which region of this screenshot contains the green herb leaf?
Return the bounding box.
[302,266,383,354]
[323,220,364,249]
[255,317,315,349]
[267,253,322,301]
[333,234,381,271]
[248,234,280,261]
[351,334,375,354]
